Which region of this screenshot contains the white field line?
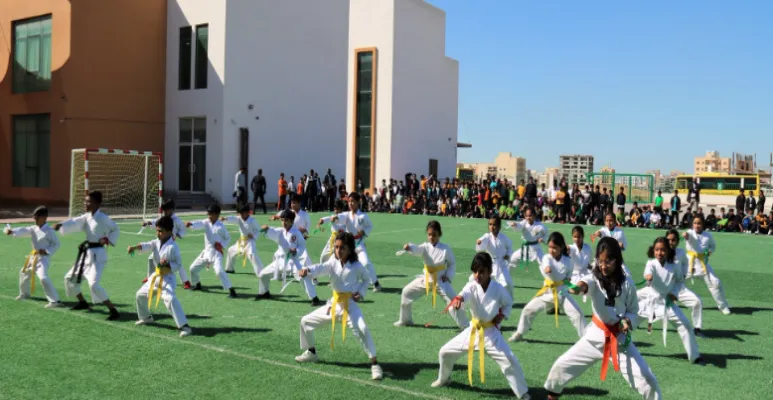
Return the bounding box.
[0,294,451,400]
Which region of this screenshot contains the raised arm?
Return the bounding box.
[9,226,34,238]
[57,214,87,235]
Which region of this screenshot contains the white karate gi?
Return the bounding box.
[258,226,316,299]
[61,210,120,304]
[569,243,593,283]
[437,280,530,398]
[223,215,264,276]
[11,223,61,303]
[507,220,548,266]
[135,238,188,328]
[683,229,730,312]
[318,215,347,264]
[397,242,469,329]
[188,219,232,289]
[640,259,700,361]
[474,232,514,293]
[516,254,586,338]
[299,258,376,357]
[638,248,703,329]
[333,210,377,284]
[544,276,662,400]
[598,227,628,251]
[144,214,189,284]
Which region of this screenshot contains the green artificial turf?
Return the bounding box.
[1,213,771,399]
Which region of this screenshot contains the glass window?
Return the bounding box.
[354,51,374,189]
[194,24,208,89]
[13,15,52,93]
[193,117,207,142]
[178,26,192,90]
[179,118,192,142]
[13,114,50,187]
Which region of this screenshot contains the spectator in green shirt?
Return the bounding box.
[654,190,664,213]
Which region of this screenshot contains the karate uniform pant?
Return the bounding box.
[320,239,335,264]
[689,263,729,312]
[300,300,377,358]
[136,275,188,328]
[397,276,469,329]
[438,326,529,398]
[510,244,544,266]
[64,253,110,304]
[224,243,264,277]
[147,257,189,285]
[544,324,662,400]
[356,246,378,285]
[517,292,586,338]
[258,255,316,299]
[189,251,232,289]
[19,257,60,303]
[677,286,703,329]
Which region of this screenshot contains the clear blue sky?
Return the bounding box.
[427,0,773,174]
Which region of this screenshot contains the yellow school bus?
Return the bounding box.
[675,173,759,196]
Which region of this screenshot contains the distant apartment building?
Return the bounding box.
[694,151,731,174]
[559,154,594,184]
[460,152,526,182]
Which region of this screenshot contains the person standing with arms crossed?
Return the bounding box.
[251,169,267,214]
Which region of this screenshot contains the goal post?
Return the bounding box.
[585,172,654,204]
[69,148,163,219]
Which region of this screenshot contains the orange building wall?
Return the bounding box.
[0,0,167,206]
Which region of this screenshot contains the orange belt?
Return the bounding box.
[592,314,621,381]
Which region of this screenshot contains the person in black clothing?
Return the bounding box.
[758,190,766,214]
[250,169,267,214]
[616,186,626,213]
[669,190,681,227]
[735,189,746,219]
[745,192,757,216]
[525,177,537,208]
[323,169,336,211]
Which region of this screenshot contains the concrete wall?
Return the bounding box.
[0,0,167,205]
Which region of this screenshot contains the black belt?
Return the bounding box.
[73,241,103,283]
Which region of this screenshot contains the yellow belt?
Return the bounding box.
[22,250,39,295]
[534,279,562,327]
[330,291,353,350]
[148,266,172,309]
[686,251,707,276]
[424,264,447,308]
[468,318,496,385]
[238,236,250,268]
[327,231,339,255]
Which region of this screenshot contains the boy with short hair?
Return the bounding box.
[56,191,121,320]
[330,192,381,291]
[141,199,191,288]
[129,216,193,337]
[5,206,62,308]
[186,204,236,298]
[222,204,264,279]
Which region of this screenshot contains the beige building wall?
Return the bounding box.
[462,152,526,182]
[694,151,731,174]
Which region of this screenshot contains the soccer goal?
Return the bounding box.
[69,148,163,219]
[586,172,654,204]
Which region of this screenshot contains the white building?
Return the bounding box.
[165,0,350,203]
[346,0,459,193]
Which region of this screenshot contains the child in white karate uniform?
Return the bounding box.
[223,204,264,279]
[544,237,661,400]
[592,213,628,251]
[330,192,381,291]
[140,199,191,289]
[129,216,192,337]
[510,232,586,342]
[640,237,703,364]
[683,215,731,315]
[475,216,513,294]
[506,207,548,269]
[569,226,593,284]
[257,210,320,305]
[294,232,383,381]
[6,206,62,308]
[56,191,121,320]
[186,204,237,298]
[271,194,311,235]
[394,220,469,329]
[316,199,347,264]
[432,252,531,400]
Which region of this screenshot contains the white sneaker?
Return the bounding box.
[295,350,318,363]
[430,379,449,388]
[371,364,383,380]
[135,317,154,325]
[393,320,413,327]
[44,302,62,309]
[721,308,731,315]
[179,326,193,337]
[15,294,28,301]
[508,332,523,342]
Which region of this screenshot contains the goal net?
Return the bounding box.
[586,173,654,204]
[69,148,163,219]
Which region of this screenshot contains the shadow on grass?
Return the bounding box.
[700,329,759,342]
[374,287,403,295]
[714,307,773,316]
[146,322,272,337]
[640,352,763,368]
[377,274,408,279]
[153,313,212,321]
[317,360,437,381]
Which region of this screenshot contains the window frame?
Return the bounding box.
[12,14,53,94]
[12,113,51,188]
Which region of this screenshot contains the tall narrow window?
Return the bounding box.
[178,26,192,90]
[13,114,51,188]
[12,15,52,93]
[194,24,208,89]
[353,49,375,189]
